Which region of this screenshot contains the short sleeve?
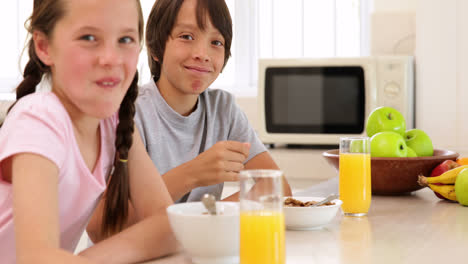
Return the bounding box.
[226,95,267,163]
[0,99,68,171]
[134,102,147,148]
[135,83,160,149]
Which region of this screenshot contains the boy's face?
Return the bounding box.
[38,0,141,119]
[157,0,225,97]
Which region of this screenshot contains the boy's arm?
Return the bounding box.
[162,141,250,201]
[222,151,292,201]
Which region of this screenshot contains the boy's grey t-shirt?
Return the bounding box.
[135,81,267,202]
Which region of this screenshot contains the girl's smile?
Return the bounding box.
[95,76,122,90]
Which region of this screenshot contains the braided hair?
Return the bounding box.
[101,71,139,236]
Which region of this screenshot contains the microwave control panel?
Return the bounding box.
[376,56,415,128]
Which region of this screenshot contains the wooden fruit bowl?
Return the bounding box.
[322,149,459,195]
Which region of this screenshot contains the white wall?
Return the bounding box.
[370,0,416,55]
[366,0,468,156]
[415,0,468,155]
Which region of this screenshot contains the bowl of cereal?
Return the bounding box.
[283,196,342,230]
[167,202,239,264]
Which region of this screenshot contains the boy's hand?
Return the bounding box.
[189,141,250,187]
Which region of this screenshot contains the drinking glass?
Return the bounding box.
[239,170,285,264]
[339,137,371,216]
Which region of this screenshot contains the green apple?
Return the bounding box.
[366,106,406,137]
[370,131,408,157]
[455,168,468,206]
[406,147,417,157]
[404,129,433,157]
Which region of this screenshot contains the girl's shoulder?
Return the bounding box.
[9,92,117,129]
[10,92,68,120]
[3,92,70,133]
[0,92,73,168]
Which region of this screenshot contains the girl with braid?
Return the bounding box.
[0,0,177,263]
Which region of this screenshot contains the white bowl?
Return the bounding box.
[284,196,342,230]
[166,202,239,264]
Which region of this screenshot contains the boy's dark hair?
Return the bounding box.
[7,0,144,237]
[145,0,233,81]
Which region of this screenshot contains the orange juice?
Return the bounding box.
[240,211,285,264]
[339,153,371,215]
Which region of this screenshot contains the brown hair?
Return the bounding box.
[7,0,144,237]
[145,0,232,81]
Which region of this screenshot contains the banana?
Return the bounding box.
[427,184,457,201]
[418,165,468,185]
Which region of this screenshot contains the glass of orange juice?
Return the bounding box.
[339,137,371,217]
[239,170,285,264]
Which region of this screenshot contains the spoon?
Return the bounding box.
[309,194,339,207]
[202,193,217,215]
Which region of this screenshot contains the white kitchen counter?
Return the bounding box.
[142,188,468,264]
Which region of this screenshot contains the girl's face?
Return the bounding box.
[40,0,140,120]
[157,0,225,97]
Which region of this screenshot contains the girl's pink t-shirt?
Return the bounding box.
[0,92,117,263]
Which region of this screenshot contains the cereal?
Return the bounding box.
[284,197,335,207]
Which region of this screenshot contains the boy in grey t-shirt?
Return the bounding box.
[86,0,292,243]
[136,0,292,203]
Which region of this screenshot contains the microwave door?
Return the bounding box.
[265,66,365,134]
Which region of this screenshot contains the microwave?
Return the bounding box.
[257,56,415,146]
